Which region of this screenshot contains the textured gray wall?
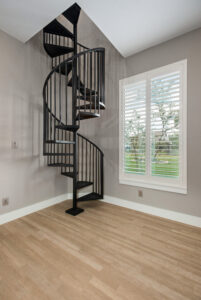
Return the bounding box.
[0,29,68,215]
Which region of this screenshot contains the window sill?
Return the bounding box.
[119,178,187,194]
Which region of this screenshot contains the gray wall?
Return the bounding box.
[105,28,201,217]
[0,29,68,215]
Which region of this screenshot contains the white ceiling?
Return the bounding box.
[1,0,201,57]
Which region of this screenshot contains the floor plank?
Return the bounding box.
[0,200,201,300]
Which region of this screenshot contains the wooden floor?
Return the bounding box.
[0,201,201,300]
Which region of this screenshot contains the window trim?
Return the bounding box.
[119,60,187,194]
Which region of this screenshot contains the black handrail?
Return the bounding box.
[43,47,105,91]
[43,47,105,139]
[78,133,104,156]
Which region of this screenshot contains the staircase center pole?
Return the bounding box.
[66,22,84,216]
[73,23,78,210]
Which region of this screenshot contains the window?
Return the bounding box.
[119,60,187,194]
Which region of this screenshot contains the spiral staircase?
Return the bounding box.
[43,3,105,215]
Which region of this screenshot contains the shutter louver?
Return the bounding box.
[150,71,180,178]
[124,81,146,175]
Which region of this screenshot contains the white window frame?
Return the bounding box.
[119,60,187,194]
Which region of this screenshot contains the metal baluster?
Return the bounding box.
[65,62,68,124]
[98,151,100,195]
[49,76,53,163]
[78,56,81,123]
[94,51,97,114]
[59,64,61,123]
[96,149,98,193]
[101,153,104,198]
[90,143,91,182]
[78,136,80,180]
[90,52,92,112]
[97,52,100,114]
[93,146,94,192]
[86,140,88,181]
[46,81,49,141]
[68,131,70,173]
[84,53,86,111]
[54,71,56,140]
[102,50,105,105]
[82,137,83,181]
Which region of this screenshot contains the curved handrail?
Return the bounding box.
[43,46,105,132]
[78,133,104,156]
[43,47,105,94]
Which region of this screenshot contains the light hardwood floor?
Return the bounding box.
[0,200,201,300]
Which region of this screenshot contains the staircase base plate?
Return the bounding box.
[65,207,84,216]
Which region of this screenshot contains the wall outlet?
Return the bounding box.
[11,141,18,149]
[2,198,9,206]
[138,190,143,198]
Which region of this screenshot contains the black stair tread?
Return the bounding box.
[44,19,74,39]
[45,140,75,144]
[68,76,85,89]
[55,140,75,144]
[77,95,104,103]
[55,124,79,131]
[44,153,73,156]
[63,3,81,25]
[48,163,73,167]
[76,112,100,121]
[76,102,105,110]
[56,61,72,76]
[77,181,93,189]
[78,192,101,202]
[44,44,74,58]
[79,87,97,96]
[56,61,72,75]
[61,172,75,178]
[68,77,97,96]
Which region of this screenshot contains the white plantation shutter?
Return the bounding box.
[151,71,180,178]
[119,60,187,194]
[124,80,146,175]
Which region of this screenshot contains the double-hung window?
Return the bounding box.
[119,60,187,194]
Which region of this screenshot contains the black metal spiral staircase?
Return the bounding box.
[42,3,105,216]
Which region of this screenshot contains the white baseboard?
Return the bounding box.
[1,193,201,228]
[0,193,71,225]
[102,195,201,228]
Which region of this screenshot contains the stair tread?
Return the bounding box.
[68,76,84,89]
[77,95,104,103]
[78,192,101,202]
[44,44,74,58]
[46,140,75,144]
[56,61,72,76]
[68,77,97,96]
[61,172,75,178]
[76,102,105,110]
[62,3,81,25]
[44,19,74,39]
[77,181,93,189]
[44,153,73,156]
[76,111,100,121]
[79,87,97,96]
[55,124,79,131]
[48,163,73,167]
